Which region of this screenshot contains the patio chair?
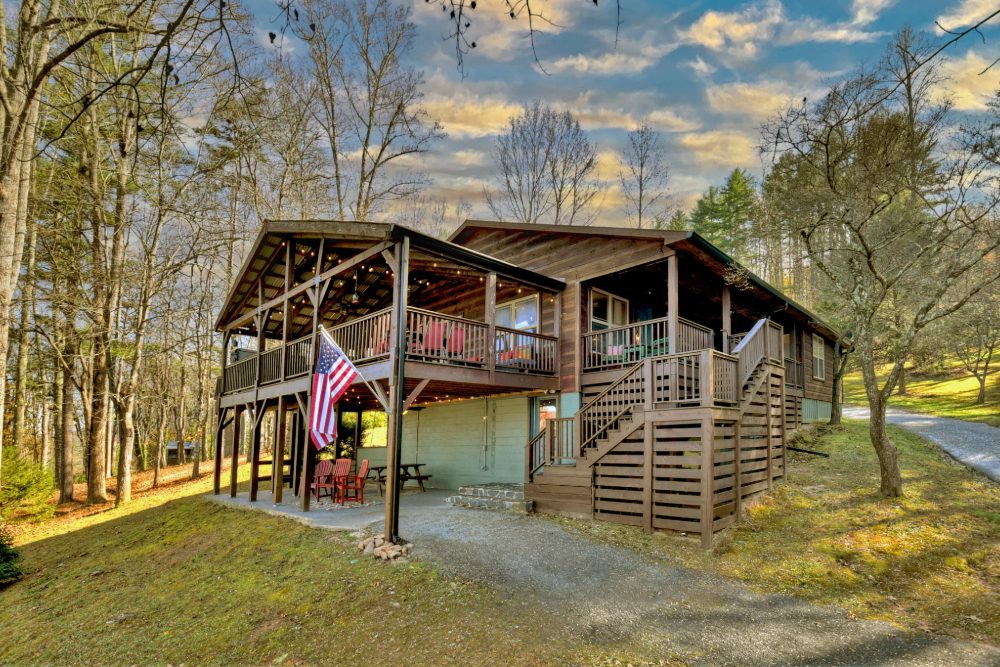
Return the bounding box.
[341,458,369,504]
[331,457,352,504]
[421,321,447,357]
[446,323,465,357]
[310,459,335,503]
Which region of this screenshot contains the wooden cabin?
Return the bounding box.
[213,220,843,547]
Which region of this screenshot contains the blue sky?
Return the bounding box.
[251,0,1000,224]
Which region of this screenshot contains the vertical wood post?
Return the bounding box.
[280,240,291,380]
[643,419,654,533]
[249,403,263,502]
[765,370,774,490]
[721,286,731,353]
[643,357,654,410]
[385,237,409,543]
[733,418,743,517]
[213,407,226,495]
[229,405,242,497]
[273,397,287,503]
[485,272,496,384]
[779,373,787,482]
[299,242,327,513]
[700,350,714,407]
[667,254,678,354]
[700,417,715,549]
[553,291,562,378]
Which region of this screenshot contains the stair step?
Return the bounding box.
[455,482,525,500]
[445,494,533,513]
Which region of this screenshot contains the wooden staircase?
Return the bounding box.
[525,318,787,547]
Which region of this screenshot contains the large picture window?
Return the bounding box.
[590,288,628,331]
[812,333,826,381]
[496,294,539,332]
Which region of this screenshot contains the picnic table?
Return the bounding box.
[368,463,432,495]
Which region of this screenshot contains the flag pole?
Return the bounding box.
[320,325,391,413]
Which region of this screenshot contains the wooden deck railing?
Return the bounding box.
[330,307,392,365]
[223,356,257,394]
[495,327,558,375]
[259,347,283,385]
[732,318,785,385]
[581,316,716,372]
[285,335,313,377]
[678,317,714,352]
[405,307,490,367]
[526,417,576,482]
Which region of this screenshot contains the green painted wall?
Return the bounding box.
[353,395,531,489]
[803,398,832,423]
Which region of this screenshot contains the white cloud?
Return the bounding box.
[678,130,758,168]
[936,0,1000,32]
[937,50,999,110]
[682,0,784,59]
[681,0,888,60]
[685,57,717,76]
[549,30,680,76]
[706,81,797,122]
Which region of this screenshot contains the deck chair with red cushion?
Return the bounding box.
[421,321,447,357]
[311,459,335,502]
[341,458,369,504]
[331,457,352,504]
[446,323,466,357]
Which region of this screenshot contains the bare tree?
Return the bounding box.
[618,121,669,228]
[763,29,1000,497]
[296,0,442,220]
[487,101,598,225]
[949,295,1000,405]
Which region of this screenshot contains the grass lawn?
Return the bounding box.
[844,358,1000,427]
[553,421,1000,646]
[2,463,677,666]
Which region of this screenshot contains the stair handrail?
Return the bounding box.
[575,359,646,456]
[731,318,769,384]
[525,428,548,481]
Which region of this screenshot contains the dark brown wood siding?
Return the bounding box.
[802,329,835,403]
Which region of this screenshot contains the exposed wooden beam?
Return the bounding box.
[403,379,430,411]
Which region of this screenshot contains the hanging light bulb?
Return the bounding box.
[350,272,360,305]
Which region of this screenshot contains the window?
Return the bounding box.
[590,288,628,331]
[496,294,538,332]
[812,334,826,381]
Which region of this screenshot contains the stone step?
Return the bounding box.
[445,494,533,513]
[455,482,525,501]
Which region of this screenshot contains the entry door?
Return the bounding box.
[531,396,558,437]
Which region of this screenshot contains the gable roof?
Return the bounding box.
[450,219,846,342]
[216,220,565,332]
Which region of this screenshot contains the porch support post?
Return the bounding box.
[700,416,715,549]
[249,402,265,502]
[721,286,731,353]
[299,248,327,512]
[213,406,227,495]
[273,396,287,503]
[385,236,410,543]
[229,405,243,497]
[667,254,678,354]
[280,239,291,380]
[553,292,562,379]
[485,272,497,384]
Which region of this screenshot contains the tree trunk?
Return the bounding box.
[11,217,37,455]
[115,396,135,507]
[896,365,908,396]
[59,360,75,503]
[868,394,903,496]
[829,339,849,426]
[976,375,986,404]
[153,405,166,488]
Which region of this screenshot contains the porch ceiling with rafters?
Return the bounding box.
[217,220,564,339]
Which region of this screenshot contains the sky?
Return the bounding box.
[250,0,1000,226]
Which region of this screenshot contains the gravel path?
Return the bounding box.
[393,504,999,667]
[842,405,1000,483]
[215,489,1000,665]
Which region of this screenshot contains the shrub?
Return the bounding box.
[0,521,21,587]
[0,456,55,522]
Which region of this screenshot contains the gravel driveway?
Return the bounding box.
[842,405,1000,483]
[386,499,1000,666]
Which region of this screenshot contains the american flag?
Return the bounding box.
[309,328,359,450]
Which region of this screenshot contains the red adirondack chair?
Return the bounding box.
[311,459,335,502]
[446,323,465,356]
[331,457,352,504]
[341,458,369,504]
